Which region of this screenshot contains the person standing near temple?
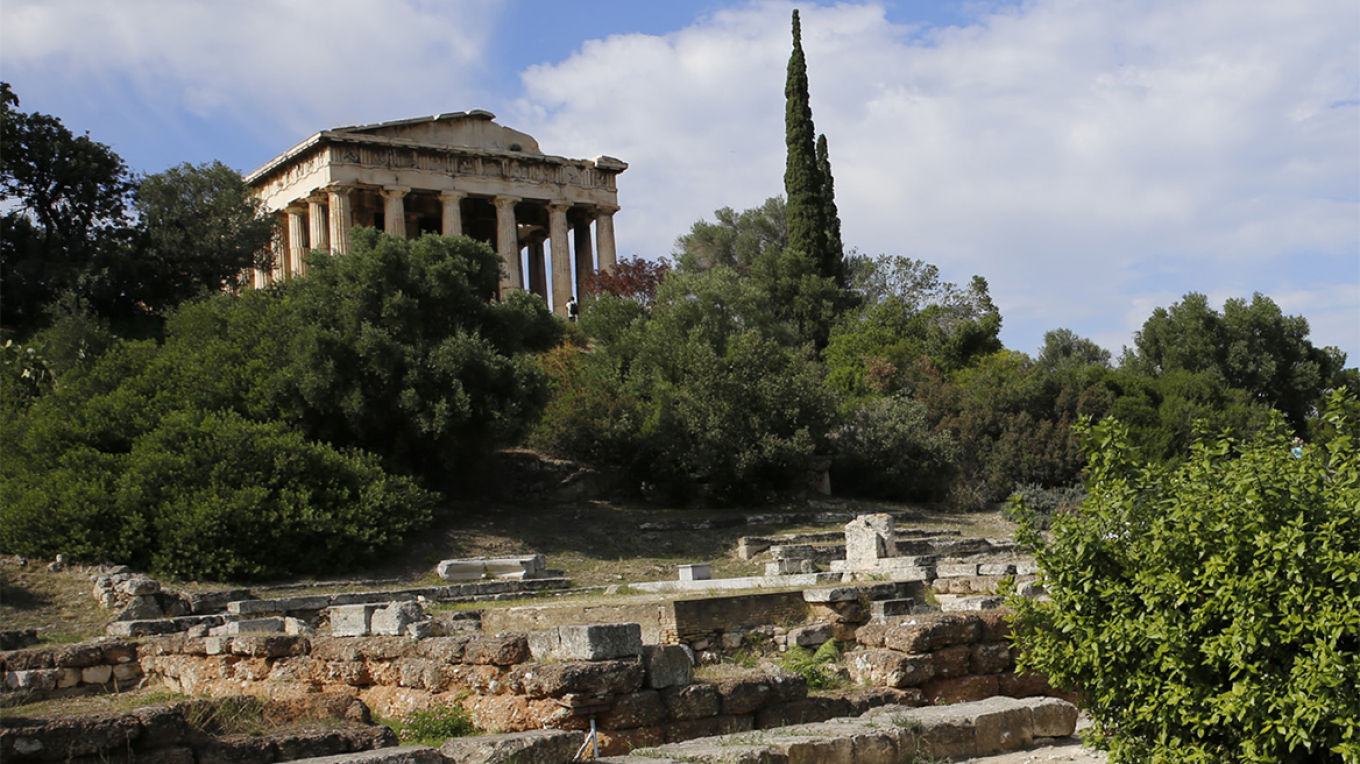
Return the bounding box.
[566,295,579,322]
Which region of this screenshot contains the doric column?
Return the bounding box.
[494,195,523,296]
[327,185,353,254]
[439,191,466,237]
[286,204,307,279]
[270,217,288,283]
[548,200,572,315]
[527,233,548,300]
[307,196,329,259]
[573,209,595,295]
[594,204,620,274]
[382,185,409,239]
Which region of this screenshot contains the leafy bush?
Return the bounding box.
[1004,483,1087,531]
[2,408,434,580]
[829,395,957,501]
[1010,390,1360,763]
[385,701,478,745]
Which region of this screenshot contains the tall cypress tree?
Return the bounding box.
[816,133,845,287]
[784,10,827,269]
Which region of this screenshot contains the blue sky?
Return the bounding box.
[3,0,1357,364]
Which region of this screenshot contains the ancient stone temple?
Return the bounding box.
[244,110,626,315]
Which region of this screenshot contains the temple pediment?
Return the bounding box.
[329,111,542,155]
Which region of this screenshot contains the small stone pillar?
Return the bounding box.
[678,563,712,581]
[845,514,895,569]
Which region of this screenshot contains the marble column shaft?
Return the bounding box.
[327,186,353,255]
[494,196,523,296]
[548,201,572,315]
[595,204,619,274]
[527,235,548,300]
[286,205,307,279]
[307,197,328,266]
[382,186,409,239]
[573,210,594,295]
[440,191,465,237]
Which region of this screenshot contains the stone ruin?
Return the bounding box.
[2,513,1068,763]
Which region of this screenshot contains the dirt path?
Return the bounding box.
[958,739,1107,763]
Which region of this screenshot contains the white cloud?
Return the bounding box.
[1,0,505,145]
[511,0,1359,360]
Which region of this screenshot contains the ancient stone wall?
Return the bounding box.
[0,693,393,764]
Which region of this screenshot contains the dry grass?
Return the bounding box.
[0,557,110,642]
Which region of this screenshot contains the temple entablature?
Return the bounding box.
[244,111,625,316]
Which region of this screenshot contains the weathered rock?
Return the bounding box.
[845,649,935,688]
[641,644,692,689]
[464,634,530,666]
[371,602,424,637]
[598,690,667,730]
[508,659,644,699]
[921,674,999,705]
[659,683,721,721]
[440,729,583,764]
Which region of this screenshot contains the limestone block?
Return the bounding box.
[869,598,915,619]
[372,601,424,637]
[1014,560,1041,576]
[678,563,712,581]
[659,683,720,720]
[769,544,816,560]
[209,617,286,636]
[855,622,889,648]
[942,596,1006,612]
[721,631,744,650]
[844,514,896,567]
[765,733,855,763]
[440,729,583,764]
[599,690,667,730]
[1019,581,1047,598]
[937,563,979,578]
[1029,697,1079,737]
[464,634,530,666]
[977,563,1017,576]
[970,642,1013,675]
[765,559,816,576]
[642,644,693,689]
[111,662,142,681]
[716,676,777,716]
[81,664,114,685]
[968,696,1034,753]
[508,659,645,698]
[845,649,935,688]
[802,586,861,603]
[787,623,834,648]
[755,697,851,729]
[921,674,999,705]
[51,644,104,668]
[558,623,643,661]
[932,645,973,679]
[114,595,165,622]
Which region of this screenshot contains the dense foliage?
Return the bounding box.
[1,231,554,579]
[1,83,274,335]
[1010,390,1360,763]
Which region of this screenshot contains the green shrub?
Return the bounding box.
[385,702,478,745]
[829,395,957,501]
[778,640,848,692]
[2,408,434,581]
[1010,390,1360,763]
[1004,483,1087,531]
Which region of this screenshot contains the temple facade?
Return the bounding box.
[243,110,626,315]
